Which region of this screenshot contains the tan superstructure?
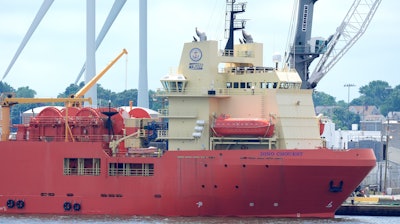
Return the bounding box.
[159,40,323,150]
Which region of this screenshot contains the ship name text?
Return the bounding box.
[189,63,203,70]
[259,151,303,157]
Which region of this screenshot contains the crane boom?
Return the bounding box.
[73,48,128,99]
[307,0,382,88]
[1,96,92,107]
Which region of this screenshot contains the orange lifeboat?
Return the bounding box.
[212,114,274,137]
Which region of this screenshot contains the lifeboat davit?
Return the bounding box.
[212,115,274,137]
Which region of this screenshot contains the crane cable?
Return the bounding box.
[284,0,298,67]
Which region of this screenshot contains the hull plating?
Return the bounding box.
[0,141,375,217]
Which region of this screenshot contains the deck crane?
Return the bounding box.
[287,0,382,89]
[0,49,127,141]
[70,48,128,106]
[0,94,91,142]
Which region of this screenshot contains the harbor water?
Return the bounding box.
[0,215,399,224]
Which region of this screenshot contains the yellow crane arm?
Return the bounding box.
[1,96,92,107]
[0,95,91,142]
[73,48,128,99]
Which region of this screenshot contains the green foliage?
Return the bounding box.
[57,82,83,98]
[15,86,36,98]
[0,81,15,93]
[332,107,360,130]
[358,80,391,109]
[0,85,40,125]
[149,89,168,111]
[97,84,117,107]
[336,100,347,108]
[349,97,364,106]
[380,85,400,116]
[113,89,137,107]
[312,91,336,106]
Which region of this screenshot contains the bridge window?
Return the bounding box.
[247,82,252,88]
[160,74,187,93]
[260,82,278,89]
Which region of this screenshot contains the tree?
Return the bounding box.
[332,107,360,130]
[349,96,366,106]
[96,84,117,107]
[0,81,15,94]
[150,89,168,111]
[114,89,137,107]
[57,82,83,98]
[10,86,39,125]
[16,86,36,98]
[312,91,336,106]
[380,85,400,116]
[358,80,391,109]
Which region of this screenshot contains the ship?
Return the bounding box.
[0,1,376,218]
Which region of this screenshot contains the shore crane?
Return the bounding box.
[286,0,382,89]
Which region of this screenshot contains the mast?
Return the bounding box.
[224,0,246,54]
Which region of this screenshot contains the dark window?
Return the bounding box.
[64,158,100,176]
[108,163,154,176]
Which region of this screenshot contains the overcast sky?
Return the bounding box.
[0,0,398,102]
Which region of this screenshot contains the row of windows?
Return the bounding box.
[161,81,187,93]
[63,158,101,176]
[160,80,300,93]
[109,163,154,176]
[226,82,300,89]
[63,158,154,177]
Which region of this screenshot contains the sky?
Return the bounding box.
[0,0,399,102]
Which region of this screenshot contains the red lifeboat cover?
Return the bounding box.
[29,107,64,141]
[213,114,274,137]
[37,107,63,118]
[60,107,80,116]
[34,106,63,125]
[129,107,151,118]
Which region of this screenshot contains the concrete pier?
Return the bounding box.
[336,196,400,216]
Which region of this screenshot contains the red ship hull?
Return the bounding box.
[0,141,375,218]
